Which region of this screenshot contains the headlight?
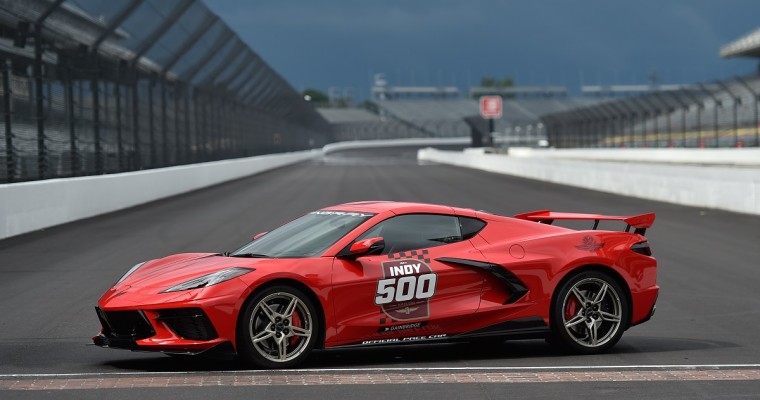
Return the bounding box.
[161,267,254,293]
[115,262,146,285]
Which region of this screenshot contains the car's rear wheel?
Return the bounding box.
[550,271,628,354]
[237,286,319,368]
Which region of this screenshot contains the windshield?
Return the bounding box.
[231,211,375,258]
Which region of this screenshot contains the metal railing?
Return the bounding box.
[0,0,331,183]
[542,75,760,148]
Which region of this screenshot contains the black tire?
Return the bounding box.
[549,270,629,354]
[236,285,319,368]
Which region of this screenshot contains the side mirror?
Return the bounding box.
[343,237,385,259]
[252,231,268,241]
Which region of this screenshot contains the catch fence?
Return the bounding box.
[0,0,330,183]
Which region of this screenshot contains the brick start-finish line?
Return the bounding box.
[2,366,760,390]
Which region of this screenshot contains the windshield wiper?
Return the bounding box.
[227,253,271,258]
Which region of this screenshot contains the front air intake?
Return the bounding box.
[157,308,219,341]
[96,308,156,340]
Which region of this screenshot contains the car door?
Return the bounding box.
[331,213,489,345]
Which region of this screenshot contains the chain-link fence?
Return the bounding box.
[0,0,331,183]
[542,75,760,148]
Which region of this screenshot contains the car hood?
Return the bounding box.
[111,253,286,295]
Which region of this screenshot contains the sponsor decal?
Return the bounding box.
[377,321,428,333]
[375,259,438,321]
[575,235,605,252]
[361,334,447,345]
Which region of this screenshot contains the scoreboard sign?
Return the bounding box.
[479,96,502,119]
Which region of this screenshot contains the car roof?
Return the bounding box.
[322,201,477,216]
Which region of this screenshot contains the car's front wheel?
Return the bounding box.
[550,271,629,354]
[237,286,319,368]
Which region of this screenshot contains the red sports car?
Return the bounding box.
[94,201,658,368]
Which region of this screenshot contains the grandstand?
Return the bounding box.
[539,26,760,149]
[323,23,760,150]
[323,96,604,145]
[721,27,760,58]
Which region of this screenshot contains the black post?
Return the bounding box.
[115,79,124,171]
[184,86,191,163]
[734,98,739,146]
[488,117,494,147]
[666,109,672,147]
[147,76,155,167]
[682,108,687,146]
[194,91,203,161]
[63,58,77,176]
[33,24,47,179]
[174,82,181,165]
[131,73,141,169]
[160,78,168,166]
[2,59,14,182]
[696,106,702,147]
[733,76,760,146]
[91,76,103,174]
[755,94,759,146]
[714,104,719,147]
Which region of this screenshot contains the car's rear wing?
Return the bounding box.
[514,210,655,235]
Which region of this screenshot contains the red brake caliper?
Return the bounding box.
[565,296,579,322]
[289,311,302,345]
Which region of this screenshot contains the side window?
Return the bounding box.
[357,214,462,255]
[459,217,486,240]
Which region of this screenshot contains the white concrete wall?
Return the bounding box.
[418,148,760,215]
[323,137,471,153]
[0,150,320,240]
[323,136,514,154]
[507,147,760,166]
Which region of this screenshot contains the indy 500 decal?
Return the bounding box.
[375,259,437,321]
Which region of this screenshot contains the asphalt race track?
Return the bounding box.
[1,148,759,399]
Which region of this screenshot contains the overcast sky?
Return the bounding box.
[204,0,760,99]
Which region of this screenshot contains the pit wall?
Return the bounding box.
[418,148,760,215]
[0,150,321,240]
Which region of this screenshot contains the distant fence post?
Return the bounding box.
[115,66,124,171]
[2,58,14,182]
[735,76,760,147]
[147,74,156,167]
[160,77,168,166]
[33,25,47,179]
[173,81,181,164]
[130,70,141,169]
[91,69,103,174]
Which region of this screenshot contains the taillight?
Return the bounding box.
[630,241,652,256]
